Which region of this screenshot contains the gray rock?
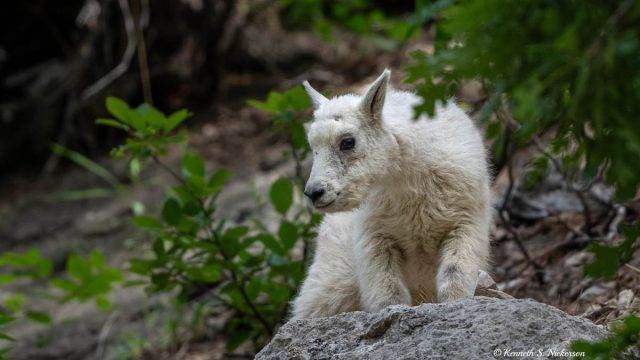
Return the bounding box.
[257,297,607,360]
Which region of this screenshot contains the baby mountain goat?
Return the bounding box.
[291,70,492,319]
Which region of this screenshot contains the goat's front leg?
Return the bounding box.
[437,222,489,302]
[354,233,411,312]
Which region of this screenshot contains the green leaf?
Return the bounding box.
[310,212,323,226]
[4,294,25,312]
[285,86,312,111]
[571,314,640,358]
[233,236,259,258]
[171,184,196,205]
[269,178,293,215]
[95,296,112,311]
[0,332,15,342]
[0,274,15,286]
[106,97,146,131]
[264,281,290,303]
[278,221,298,250]
[182,200,201,216]
[51,144,119,187]
[0,313,16,326]
[619,222,640,261]
[123,280,147,287]
[129,157,143,178]
[258,234,285,256]
[222,226,249,257]
[225,327,252,351]
[224,226,249,241]
[165,109,190,132]
[50,278,76,292]
[246,99,271,113]
[291,122,308,150]
[151,272,171,290]
[246,277,262,300]
[25,311,52,325]
[208,168,232,194]
[0,248,54,278]
[585,243,620,279]
[152,238,166,258]
[136,104,166,129]
[105,97,131,123]
[162,198,182,226]
[248,86,312,114]
[182,152,206,179]
[90,250,107,268]
[67,254,90,280]
[36,260,53,278]
[132,216,163,230]
[129,259,155,275]
[200,263,222,283]
[96,118,130,131]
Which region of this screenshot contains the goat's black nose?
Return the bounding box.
[304,187,325,203]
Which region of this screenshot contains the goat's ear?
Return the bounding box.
[302,81,328,110]
[360,69,390,122]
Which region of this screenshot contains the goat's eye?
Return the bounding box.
[339,137,356,151]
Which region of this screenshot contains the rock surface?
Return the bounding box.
[257,297,607,360]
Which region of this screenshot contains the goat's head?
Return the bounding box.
[302,69,399,212]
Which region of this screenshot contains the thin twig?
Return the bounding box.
[132,0,153,104]
[586,0,635,57]
[625,263,640,274]
[496,114,545,283]
[80,0,137,101]
[95,311,119,359]
[209,229,274,336]
[498,202,546,284]
[152,155,184,186]
[495,121,514,205]
[532,137,595,233]
[42,94,79,174]
[151,153,274,336]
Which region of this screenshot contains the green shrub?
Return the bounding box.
[572,315,640,360]
[0,248,121,357]
[51,251,123,311]
[96,92,320,351]
[0,87,319,355]
[0,249,54,354]
[279,0,432,47]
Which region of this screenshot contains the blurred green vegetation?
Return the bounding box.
[406,0,640,200]
[97,94,321,351]
[572,315,640,359]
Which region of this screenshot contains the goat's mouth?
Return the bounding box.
[314,199,335,209]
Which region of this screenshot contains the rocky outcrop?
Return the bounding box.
[257,297,607,359]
